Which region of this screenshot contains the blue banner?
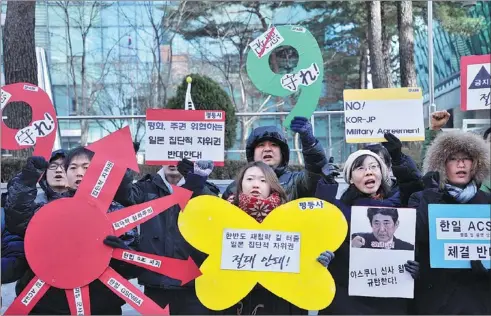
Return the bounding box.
[428,204,490,269]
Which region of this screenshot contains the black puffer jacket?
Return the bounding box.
[222,126,327,201]
[4,167,140,315]
[114,171,219,289]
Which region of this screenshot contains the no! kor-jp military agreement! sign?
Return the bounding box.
[343,88,425,143]
[145,109,225,166]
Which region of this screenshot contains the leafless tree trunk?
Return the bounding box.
[2,1,37,157]
[381,2,393,87]
[358,40,369,89]
[397,1,417,87]
[368,1,391,88]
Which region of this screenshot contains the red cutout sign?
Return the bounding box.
[4,126,198,315]
[1,83,58,159]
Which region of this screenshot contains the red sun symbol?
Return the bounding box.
[4,126,202,315]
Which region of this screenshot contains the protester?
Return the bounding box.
[113,158,219,315]
[1,199,27,285]
[364,133,423,205]
[421,110,490,194]
[315,150,419,314]
[222,161,334,315]
[222,116,328,201]
[409,130,491,314]
[4,147,139,315]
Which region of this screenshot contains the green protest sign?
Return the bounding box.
[246,25,323,129]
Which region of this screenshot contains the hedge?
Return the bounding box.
[1,158,305,182]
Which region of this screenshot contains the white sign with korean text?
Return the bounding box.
[465,62,491,110]
[220,229,301,273]
[348,206,416,298]
[436,218,491,240]
[145,109,225,165]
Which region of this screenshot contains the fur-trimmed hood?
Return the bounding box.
[423,130,490,187]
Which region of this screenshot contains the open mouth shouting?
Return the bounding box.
[250,189,262,198]
[364,178,377,189]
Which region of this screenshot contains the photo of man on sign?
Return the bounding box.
[351,207,414,251]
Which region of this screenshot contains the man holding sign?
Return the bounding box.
[222,117,328,202]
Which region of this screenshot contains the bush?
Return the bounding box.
[166,74,237,149]
[0,158,305,182]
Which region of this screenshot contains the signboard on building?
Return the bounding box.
[460,54,491,111]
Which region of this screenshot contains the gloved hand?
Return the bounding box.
[290,116,316,149]
[177,158,194,178]
[404,260,420,279]
[383,133,402,163]
[194,160,214,178]
[103,235,130,250]
[26,156,49,172]
[322,162,340,184]
[471,260,490,278]
[317,250,335,268]
[422,171,440,190]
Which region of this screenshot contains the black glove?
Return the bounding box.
[404,260,420,279]
[133,141,140,153]
[422,171,440,190]
[177,158,194,178]
[26,156,49,172]
[383,133,402,163]
[322,162,340,184]
[470,260,490,278]
[104,235,130,250]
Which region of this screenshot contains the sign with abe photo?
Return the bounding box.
[145,109,225,166]
[343,88,424,143]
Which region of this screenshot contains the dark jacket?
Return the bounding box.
[4,167,140,315]
[351,232,414,251]
[113,171,219,289]
[222,126,327,201]
[315,180,412,315]
[391,153,424,206]
[1,207,28,284]
[408,189,491,315]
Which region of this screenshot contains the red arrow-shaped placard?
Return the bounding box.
[107,185,193,236]
[76,126,139,212]
[66,286,91,315]
[4,277,51,315]
[99,267,169,315]
[112,249,202,285]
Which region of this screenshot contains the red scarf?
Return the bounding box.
[238,192,281,223]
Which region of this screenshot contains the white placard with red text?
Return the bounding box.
[145,109,225,166]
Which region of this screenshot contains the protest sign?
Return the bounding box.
[348,206,416,299]
[428,204,491,269]
[1,83,58,159]
[178,196,348,311]
[5,127,200,316]
[246,25,323,128]
[145,109,225,166]
[343,88,424,143]
[221,229,301,273]
[460,54,491,111]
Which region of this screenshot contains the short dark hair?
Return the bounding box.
[483,127,491,140]
[367,207,399,224]
[363,144,392,169]
[64,146,94,170]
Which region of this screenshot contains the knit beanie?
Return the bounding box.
[343,150,391,187]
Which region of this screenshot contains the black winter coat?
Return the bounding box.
[408,189,491,315]
[114,172,219,289]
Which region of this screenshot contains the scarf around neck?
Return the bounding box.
[238,192,281,223]
[445,181,478,203]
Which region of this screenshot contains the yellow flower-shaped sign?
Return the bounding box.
[178,196,348,311]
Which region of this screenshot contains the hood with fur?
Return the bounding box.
[423,130,490,187]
